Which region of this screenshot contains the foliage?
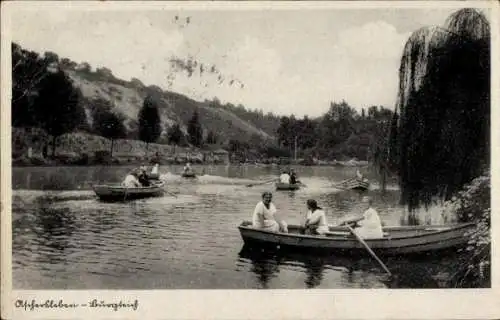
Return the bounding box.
[205,130,218,144]
[385,8,490,211]
[167,123,184,145]
[34,70,86,156]
[275,101,394,161]
[441,173,490,287]
[138,95,162,147]
[187,110,203,147]
[91,98,127,156]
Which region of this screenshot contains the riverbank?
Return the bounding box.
[12,127,371,167]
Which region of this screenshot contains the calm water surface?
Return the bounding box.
[12,165,456,289]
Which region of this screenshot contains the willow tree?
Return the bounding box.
[384,8,490,212]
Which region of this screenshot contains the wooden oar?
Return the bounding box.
[345,224,392,276]
[246,178,278,187]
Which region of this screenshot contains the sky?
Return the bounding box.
[8,3,484,117]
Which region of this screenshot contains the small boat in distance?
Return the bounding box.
[181,172,197,178]
[93,181,165,202]
[238,220,475,256]
[275,182,301,191]
[335,177,370,191]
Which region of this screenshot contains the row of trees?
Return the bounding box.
[275,101,394,161]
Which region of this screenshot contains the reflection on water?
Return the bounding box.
[12,165,456,289]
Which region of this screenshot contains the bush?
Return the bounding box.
[94,150,112,164]
[442,173,490,287]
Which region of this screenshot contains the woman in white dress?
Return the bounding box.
[252,192,288,233]
[304,199,329,235]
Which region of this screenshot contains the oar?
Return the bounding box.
[246,178,278,187]
[345,224,392,276]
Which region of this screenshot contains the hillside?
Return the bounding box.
[13,42,279,145]
[65,66,276,143]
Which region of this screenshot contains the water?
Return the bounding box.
[12,165,457,289]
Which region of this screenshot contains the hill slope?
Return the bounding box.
[65,67,276,144]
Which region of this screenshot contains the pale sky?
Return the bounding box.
[9,3,479,117]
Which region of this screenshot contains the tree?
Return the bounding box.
[206,130,217,144]
[33,70,86,156]
[383,8,490,212]
[167,123,183,145]
[187,110,203,147]
[91,98,126,156]
[138,95,162,151]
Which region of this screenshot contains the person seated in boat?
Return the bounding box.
[279,171,290,184]
[289,169,298,185]
[252,191,288,233]
[356,169,363,180]
[183,162,193,174]
[340,196,383,239]
[122,171,141,188]
[137,166,151,187]
[303,199,329,235]
[355,169,369,182]
[151,163,159,176]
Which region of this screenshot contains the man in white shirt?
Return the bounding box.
[279,171,290,184]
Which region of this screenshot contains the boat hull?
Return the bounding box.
[93,182,165,201]
[181,173,197,178]
[335,178,370,191]
[238,221,475,256]
[275,182,301,191]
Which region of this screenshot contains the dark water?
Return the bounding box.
[12,165,456,289]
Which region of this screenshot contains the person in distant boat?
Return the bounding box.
[340,196,383,239]
[252,191,288,233]
[151,163,159,176]
[356,169,363,180]
[183,162,193,174]
[137,166,151,187]
[289,169,298,185]
[279,171,290,184]
[304,199,329,235]
[122,171,141,188]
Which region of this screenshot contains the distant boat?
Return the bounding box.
[238,221,475,256]
[181,172,197,178]
[93,181,165,201]
[275,182,301,191]
[335,178,370,191]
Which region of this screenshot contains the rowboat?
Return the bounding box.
[238,220,475,256]
[181,172,197,178]
[275,182,301,191]
[335,178,370,191]
[93,181,165,201]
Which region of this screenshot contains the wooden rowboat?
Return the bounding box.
[238,220,475,256]
[93,181,165,201]
[335,178,370,191]
[275,182,301,191]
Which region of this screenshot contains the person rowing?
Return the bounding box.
[252,191,288,233]
[137,166,151,187]
[339,196,383,239]
[289,168,298,185]
[303,199,329,235]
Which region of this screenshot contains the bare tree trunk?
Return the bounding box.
[110,139,114,157]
